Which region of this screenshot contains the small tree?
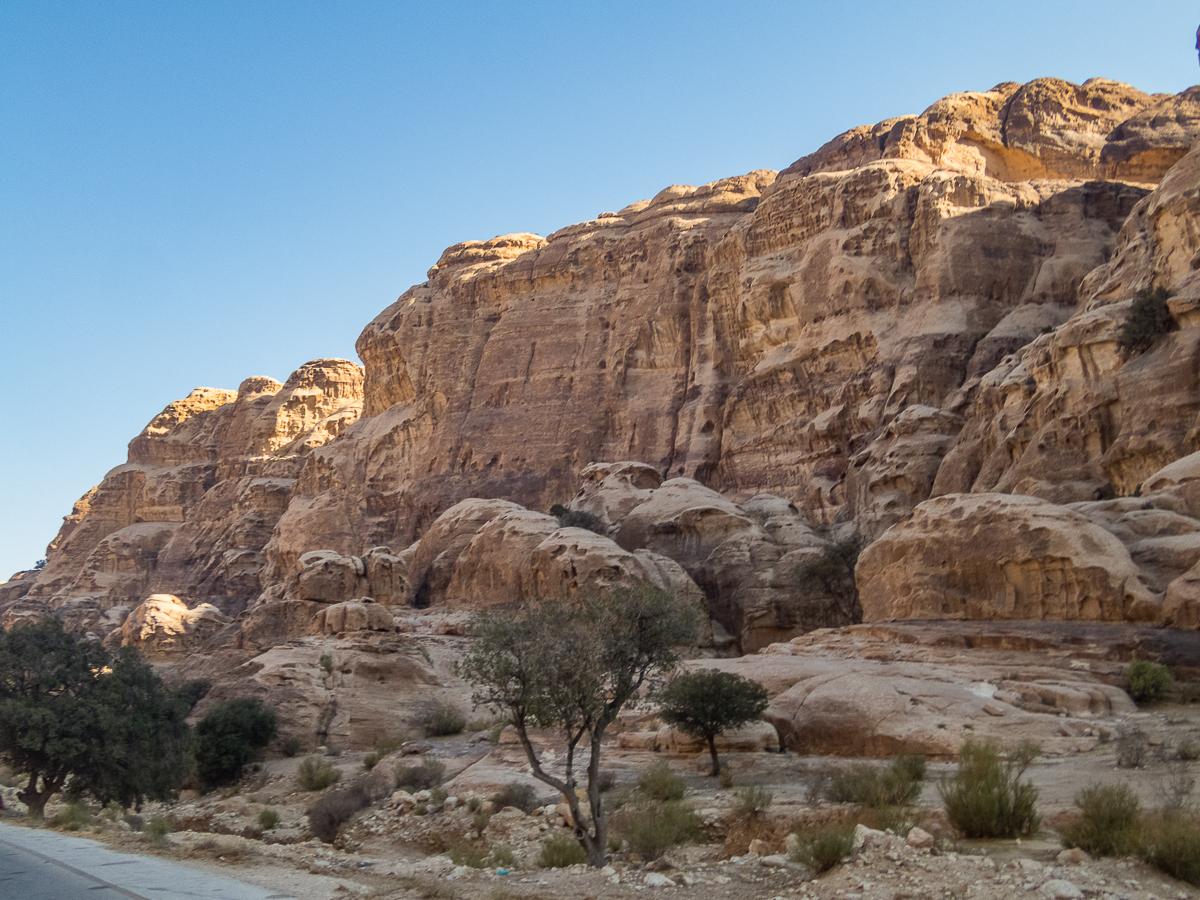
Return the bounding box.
[456,584,699,867]
[0,619,191,819]
[657,670,769,776]
[193,697,277,788]
[1118,287,1174,357]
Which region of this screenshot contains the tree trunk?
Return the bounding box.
[17,773,56,821]
[707,736,721,777]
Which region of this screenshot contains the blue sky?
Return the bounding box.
[2,0,1198,580]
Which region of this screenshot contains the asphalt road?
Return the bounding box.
[0,822,296,900]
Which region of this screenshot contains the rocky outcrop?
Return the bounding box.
[9,77,1200,651]
[113,593,231,661]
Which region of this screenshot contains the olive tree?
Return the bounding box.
[0,618,192,819]
[455,584,699,867]
[657,669,769,776]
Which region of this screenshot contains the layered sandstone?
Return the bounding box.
[6,77,1200,660]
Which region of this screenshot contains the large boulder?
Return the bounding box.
[856,493,1160,623]
[114,593,232,660]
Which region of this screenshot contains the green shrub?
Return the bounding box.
[280,735,303,758]
[194,697,278,788]
[307,783,371,843]
[491,844,516,869]
[828,755,924,808]
[790,823,855,873]
[50,802,92,831]
[940,739,1041,838]
[616,800,703,861]
[144,816,171,840]
[1141,811,1200,887]
[1125,659,1173,705]
[548,505,607,535]
[492,782,538,814]
[319,655,333,675]
[732,784,773,818]
[258,808,280,830]
[297,755,342,791]
[637,760,684,801]
[395,757,446,791]
[472,810,491,833]
[449,842,491,868]
[430,786,448,807]
[423,703,467,737]
[1118,287,1174,357]
[538,832,587,868]
[413,803,428,816]
[1061,784,1141,857]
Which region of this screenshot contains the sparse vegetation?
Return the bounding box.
[319,654,333,675]
[280,736,303,758]
[1125,659,1173,705]
[422,702,467,737]
[1118,286,1174,357]
[657,669,769,776]
[827,754,925,808]
[1116,726,1149,768]
[618,799,703,861]
[144,815,172,846]
[49,801,92,831]
[296,755,341,791]
[307,782,372,843]
[790,535,865,631]
[1141,811,1200,887]
[492,782,538,814]
[790,822,855,873]
[538,832,588,868]
[257,808,280,830]
[637,760,685,802]
[395,757,446,791]
[548,504,607,535]
[731,784,773,818]
[1061,784,1142,857]
[940,739,1040,838]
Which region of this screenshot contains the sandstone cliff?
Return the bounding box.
[7,77,1200,662]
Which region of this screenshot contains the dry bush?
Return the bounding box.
[308,783,371,843]
[296,755,341,791]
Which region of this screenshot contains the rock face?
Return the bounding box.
[8,76,1200,666]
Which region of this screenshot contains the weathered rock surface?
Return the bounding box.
[112,593,231,660]
[9,76,1200,662]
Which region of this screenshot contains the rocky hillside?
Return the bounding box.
[7,77,1200,667]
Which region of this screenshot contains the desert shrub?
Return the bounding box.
[308,783,371,843]
[596,770,617,793]
[538,832,588,868]
[491,844,516,868]
[492,782,538,814]
[1178,740,1200,762]
[1116,727,1149,768]
[790,535,865,631]
[124,813,144,831]
[1118,287,1174,357]
[828,755,924,808]
[144,816,171,840]
[1061,784,1141,857]
[430,786,448,808]
[257,808,280,830]
[448,842,491,868]
[280,736,303,758]
[472,811,491,833]
[413,803,428,816]
[718,766,734,789]
[319,655,333,675]
[1140,811,1200,887]
[732,784,774,818]
[940,739,1040,838]
[1125,659,1173,705]
[790,823,855,873]
[637,760,684,802]
[194,697,278,788]
[617,800,703,861]
[548,504,607,535]
[423,703,467,737]
[50,802,92,831]
[297,755,342,791]
[395,757,446,791]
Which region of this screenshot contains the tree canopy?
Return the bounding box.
[193,696,277,788]
[456,584,699,866]
[0,618,192,818]
[657,669,770,776]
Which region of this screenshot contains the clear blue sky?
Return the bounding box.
[2,0,1197,580]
